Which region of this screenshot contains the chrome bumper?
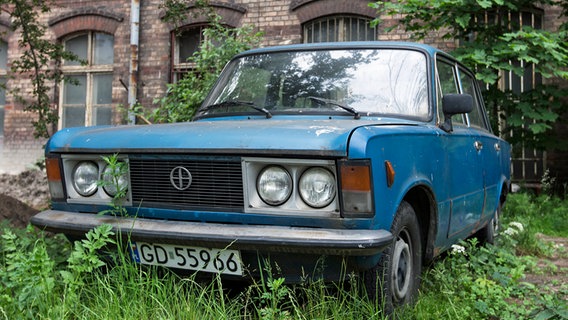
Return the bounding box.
[31,210,393,256]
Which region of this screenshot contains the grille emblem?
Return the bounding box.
[170,166,192,190]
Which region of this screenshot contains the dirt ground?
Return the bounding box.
[0,169,49,228]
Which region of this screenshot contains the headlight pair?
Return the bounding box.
[72,161,128,197]
[256,166,336,208]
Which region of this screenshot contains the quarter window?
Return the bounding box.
[303,16,377,43]
[60,32,114,128]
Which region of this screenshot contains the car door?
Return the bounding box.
[437,58,485,238]
[458,68,502,221]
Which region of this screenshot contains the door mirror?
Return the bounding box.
[440,94,473,132]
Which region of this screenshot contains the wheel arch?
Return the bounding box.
[403,185,437,265]
[500,179,510,205]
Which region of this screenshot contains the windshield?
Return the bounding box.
[198,48,429,119]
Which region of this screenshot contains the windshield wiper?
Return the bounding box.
[307,96,360,119]
[202,100,272,119]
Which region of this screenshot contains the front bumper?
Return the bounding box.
[31,210,393,256]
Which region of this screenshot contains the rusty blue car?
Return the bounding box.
[32,42,511,309]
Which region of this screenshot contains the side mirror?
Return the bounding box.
[440,93,473,132]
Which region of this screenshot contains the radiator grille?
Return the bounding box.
[129,158,244,211]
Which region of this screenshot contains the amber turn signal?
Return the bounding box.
[385,160,395,188]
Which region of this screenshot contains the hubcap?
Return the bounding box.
[391,236,412,300]
[493,209,500,234]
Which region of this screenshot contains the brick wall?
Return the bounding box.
[0,0,567,177]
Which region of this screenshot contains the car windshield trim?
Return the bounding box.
[196,48,430,121]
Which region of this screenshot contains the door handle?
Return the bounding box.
[474,141,483,151]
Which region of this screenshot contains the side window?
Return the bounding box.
[303,16,377,43]
[0,40,6,137]
[436,59,465,125]
[459,68,487,130]
[61,32,114,128]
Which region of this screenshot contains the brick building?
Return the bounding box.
[0,0,566,185]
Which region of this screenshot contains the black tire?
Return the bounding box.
[364,201,422,312]
[473,202,501,245]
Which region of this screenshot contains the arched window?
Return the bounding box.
[303,15,377,43]
[60,32,114,128]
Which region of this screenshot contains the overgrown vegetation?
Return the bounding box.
[1,192,566,319]
[370,0,568,151]
[150,0,263,123]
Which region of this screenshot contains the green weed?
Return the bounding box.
[1,192,566,319]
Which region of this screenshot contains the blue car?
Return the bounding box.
[32,41,511,309]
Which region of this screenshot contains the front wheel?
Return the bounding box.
[364,201,422,312]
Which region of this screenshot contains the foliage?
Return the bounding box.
[60,224,115,304]
[151,0,263,123]
[1,193,566,319]
[408,226,567,320]
[1,0,79,138]
[502,192,568,239]
[97,153,130,216]
[369,0,568,150]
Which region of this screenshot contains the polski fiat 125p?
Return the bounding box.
[32,42,511,308]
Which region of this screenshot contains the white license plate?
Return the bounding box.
[129,242,243,276]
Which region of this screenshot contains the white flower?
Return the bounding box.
[509,222,524,232]
[451,244,466,254]
[503,227,518,236]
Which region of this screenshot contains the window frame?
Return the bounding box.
[435,56,491,132]
[171,25,207,83]
[59,31,114,129]
[302,15,377,43]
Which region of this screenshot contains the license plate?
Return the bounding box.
[129,242,243,276]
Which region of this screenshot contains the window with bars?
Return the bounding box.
[171,26,206,82]
[470,9,545,182]
[501,10,545,182]
[60,32,114,129]
[0,40,6,137]
[303,16,377,43]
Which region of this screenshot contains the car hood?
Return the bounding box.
[46,118,417,157]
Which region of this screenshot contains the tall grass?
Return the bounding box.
[1,192,566,319]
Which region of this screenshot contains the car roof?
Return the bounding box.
[234,41,442,58]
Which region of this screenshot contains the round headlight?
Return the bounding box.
[72,161,99,196]
[256,166,292,206]
[102,163,129,197]
[299,167,336,208]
